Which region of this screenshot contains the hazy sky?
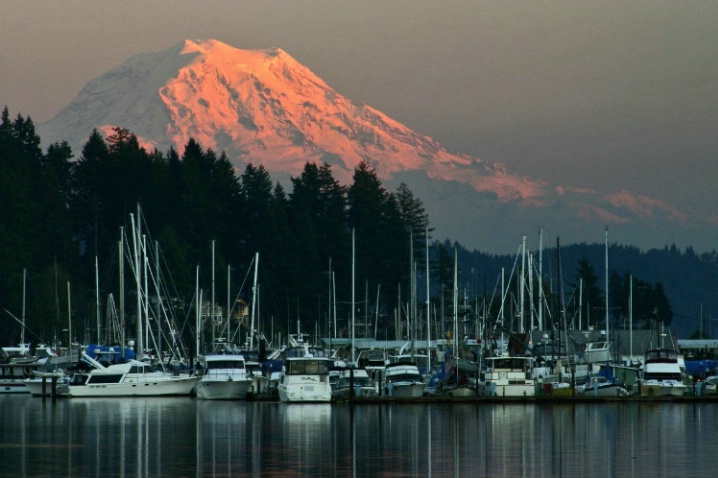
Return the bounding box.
[2,1,717,215]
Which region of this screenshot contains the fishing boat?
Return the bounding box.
[332,368,378,399]
[478,354,535,397]
[638,348,687,397]
[62,353,198,397]
[383,362,425,398]
[277,344,333,403]
[195,353,253,400]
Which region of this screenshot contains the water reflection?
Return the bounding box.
[1,396,717,477]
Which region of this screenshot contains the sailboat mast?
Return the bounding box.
[211,240,215,344]
[351,228,356,365]
[119,228,125,357]
[629,274,633,358]
[409,231,415,360]
[156,241,161,358]
[604,228,609,342]
[538,228,543,330]
[130,211,142,357]
[453,247,458,376]
[425,228,431,375]
[143,235,149,357]
[520,235,526,334]
[328,257,332,349]
[67,281,72,360]
[95,256,101,344]
[21,268,26,348]
[249,252,259,351]
[227,264,231,344]
[195,265,200,357]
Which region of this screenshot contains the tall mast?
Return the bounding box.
[119,228,125,356]
[351,228,356,365]
[67,281,72,360]
[328,257,332,350]
[519,236,526,333]
[195,265,200,357]
[409,230,415,359]
[21,268,26,348]
[155,241,161,358]
[95,257,101,344]
[629,274,633,358]
[227,264,231,343]
[453,247,458,375]
[425,228,431,375]
[249,252,259,350]
[130,210,142,357]
[538,228,543,330]
[143,234,149,357]
[605,228,609,338]
[211,240,215,344]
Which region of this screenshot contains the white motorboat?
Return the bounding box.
[195,354,254,400]
[62,353,198,397]
[277,345,333,403]
[383,362,425,398]
[639,348,687,397]
[478,355,535,397]
[332,368,378,399]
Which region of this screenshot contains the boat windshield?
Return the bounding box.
[644,372,683,381]
[285,347,329,358]
[206,361,245,370]
[386,373,421,383]
[645,349,678,361]
[286,359,329,375]
[337,376,373,387]
[488,358,531,370]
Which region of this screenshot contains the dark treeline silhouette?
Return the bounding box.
[1,107,716,348]
[1,109,433,348]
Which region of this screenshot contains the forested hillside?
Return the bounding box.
[1,108,716,348]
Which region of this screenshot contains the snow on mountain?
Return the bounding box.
[37,39,718,253]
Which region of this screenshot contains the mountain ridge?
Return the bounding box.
[37,39,718,254]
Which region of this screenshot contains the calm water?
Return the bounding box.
[0,395,716,477]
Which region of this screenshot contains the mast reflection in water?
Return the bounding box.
[1,396,716,477]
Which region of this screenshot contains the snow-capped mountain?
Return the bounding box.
[38,39,718,253]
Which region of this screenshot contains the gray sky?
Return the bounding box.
[2,1,717,215]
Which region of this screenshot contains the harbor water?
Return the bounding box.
[1,395,716,477]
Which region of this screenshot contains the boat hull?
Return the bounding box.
[479,382,535,397]
[195,378,253,400]
[65,376,198,397]
[333,386,379,399]
[385,382,425,398]
[578,384,628,397]
[438,386,476,398]
[640,380,687,397]
[278,382,333,402]
[0,381,29,394]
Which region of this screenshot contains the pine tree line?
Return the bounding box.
[2,107,712,347]
[0,108,433,347]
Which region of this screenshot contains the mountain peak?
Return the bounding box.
[36,40,718,253]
